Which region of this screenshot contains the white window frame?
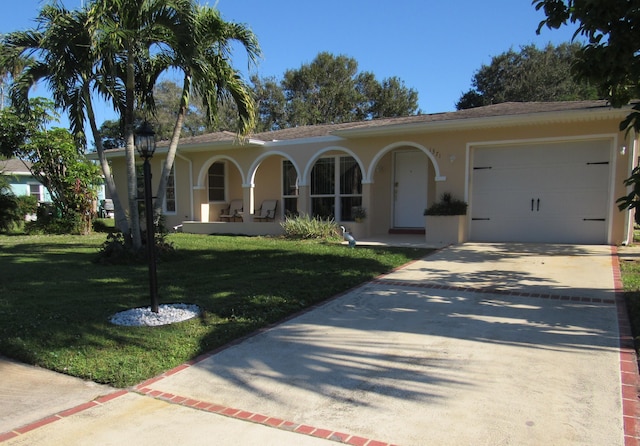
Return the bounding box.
[208,161,226,203]
[310,155,362,221]
[163,164,177,214]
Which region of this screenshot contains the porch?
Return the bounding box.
[180,221,283,236]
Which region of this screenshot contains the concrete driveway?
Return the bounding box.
[1,243,636,445]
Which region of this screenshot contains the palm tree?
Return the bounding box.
[152,4,260,217]
[1,0,260,249]
[86,0,195,248]
[0,4,132,236]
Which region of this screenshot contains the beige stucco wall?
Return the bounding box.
[106,114,635,244]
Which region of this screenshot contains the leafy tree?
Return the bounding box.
[282,52,363,126]
[98,119,127,150]
[276,52,419,128]
[0,100,101,234]
[532,1,640,221]
[368,76,420,119]
[534,0,640,129]
[152,80,208,139]
[0,98,56,158]
[251,75,287,132]
[456,43,600,109]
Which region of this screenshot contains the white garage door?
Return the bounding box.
[470,140,611,244]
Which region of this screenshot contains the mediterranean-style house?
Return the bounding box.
[102,100,638,245]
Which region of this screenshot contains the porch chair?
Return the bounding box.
[219,199,243,222]
[253,199,278,222]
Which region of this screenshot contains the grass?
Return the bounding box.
[620,227,640,355]
[620,258,640,355]
[0,233,432,387]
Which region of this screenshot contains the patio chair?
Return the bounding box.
[253,200,278,222]
[219,199,243,222]
[99,199,114,218]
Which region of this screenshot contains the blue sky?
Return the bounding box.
[1,0,581,129]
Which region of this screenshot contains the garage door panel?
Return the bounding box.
[470,140,611,244]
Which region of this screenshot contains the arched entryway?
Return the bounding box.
[368,142,442,233]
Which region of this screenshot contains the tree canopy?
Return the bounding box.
[534,0,640,131]
[275,52,419,129]
[0,99,101,234]
[456,43,600,109]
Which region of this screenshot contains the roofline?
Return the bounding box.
[1,171,31,175]
[87,102,633,159]
[332,106,631,138]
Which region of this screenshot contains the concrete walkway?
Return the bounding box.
[1,243,638,445]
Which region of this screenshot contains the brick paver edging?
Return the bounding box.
[612,247,640,446]
[370,279,616,304]
[133,383,398,446]
[0,390,129,443]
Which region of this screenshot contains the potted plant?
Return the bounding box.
[424,193,467,246]
[353,206,367,223]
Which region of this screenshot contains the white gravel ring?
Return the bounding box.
[110,303,201,327]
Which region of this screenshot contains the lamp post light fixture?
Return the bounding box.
[135,121,159,313]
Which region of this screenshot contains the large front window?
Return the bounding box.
[311,156,362,221]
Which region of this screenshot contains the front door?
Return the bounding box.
[394,150,428,228]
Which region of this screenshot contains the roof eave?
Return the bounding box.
[332,107,630,138]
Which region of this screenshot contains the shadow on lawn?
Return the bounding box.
[0,236,430,384]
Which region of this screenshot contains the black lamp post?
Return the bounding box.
[135,121,159,313]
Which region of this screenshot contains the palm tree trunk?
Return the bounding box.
[125,48,142,250]
[153,76,190,218]
[85,89,130,236]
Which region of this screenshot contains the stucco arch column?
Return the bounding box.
[242,183,255,222]
[361,182,373,237]
[298,185,311,215]
[194,186,208,222]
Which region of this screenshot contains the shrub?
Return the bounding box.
[424,192,468,216]
[25,206,87,235]
[93,218,116,233]
[15,195,37,218]
[280,213,341,241]
[94,231,175,265]
[0,190,19,232]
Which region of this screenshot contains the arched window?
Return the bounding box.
[208,162,225,202]
[282,160,299,216]
[311,156,362,221]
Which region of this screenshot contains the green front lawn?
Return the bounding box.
[620,258,640,355]
[0,233,431,387]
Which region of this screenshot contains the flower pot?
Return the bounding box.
[425,215,465,247]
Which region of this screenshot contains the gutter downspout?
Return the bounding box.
[622,132,638,246]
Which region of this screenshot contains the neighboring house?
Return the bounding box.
[0,158,52,203]
[102,100,638,245]
[0,158,106,210]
